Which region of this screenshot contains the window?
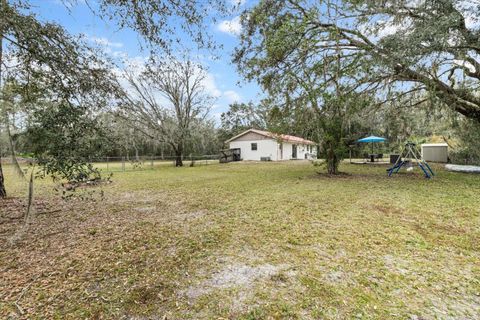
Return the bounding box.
[251,143,257,151]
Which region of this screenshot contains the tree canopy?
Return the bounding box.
[120,57,215,166]
[96,0,229,52]
[0,0,121,197]
[235,0,480,122]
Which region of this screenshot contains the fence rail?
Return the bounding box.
[1,155,221,172]
[90,155,220,172]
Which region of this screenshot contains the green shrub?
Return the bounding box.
[450,119,480,165]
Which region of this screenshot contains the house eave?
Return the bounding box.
[226,129,317,145]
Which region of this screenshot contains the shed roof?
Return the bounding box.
[421,143,449,147]
[226,129,316,145]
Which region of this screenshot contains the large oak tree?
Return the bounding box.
[235,0,480,122]
[0,0,119,198]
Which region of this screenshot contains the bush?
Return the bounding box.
[311,159,325,166]
[450,119,480,165]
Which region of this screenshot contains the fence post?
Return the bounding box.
[122,156,125,171]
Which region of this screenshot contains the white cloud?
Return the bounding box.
[223,90,241,103]
[211,112,223,125]
[203,73,222,98]
[464,13,480,29]
[454,59,476,73]
[359,17,414,40]
[112,51,128,59]
[377,22,399,38]
[455,1,480,29]
[217,16,242,36]
[88,36,124,48]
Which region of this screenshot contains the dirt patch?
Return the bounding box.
[134,206,156,213]
[427,293,480,319]
[323,270,349,284]
[185,263,287,301]
[383,254,410,276]
[180,209,208,220]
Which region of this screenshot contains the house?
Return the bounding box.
[225,129,317,161]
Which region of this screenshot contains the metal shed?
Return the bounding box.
[421,143,448,163]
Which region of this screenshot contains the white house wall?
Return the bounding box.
[297,144,310,160]
[230,139,317,161]
[282,143,291,160]
[281,143,316,160]
[229,139,279,161]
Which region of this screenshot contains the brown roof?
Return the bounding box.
[226,129,316,145]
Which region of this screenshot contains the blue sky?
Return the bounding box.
[28,0,262,123]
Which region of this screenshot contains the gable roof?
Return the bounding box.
[226,129,316,145]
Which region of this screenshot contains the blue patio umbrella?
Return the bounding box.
[357,135,387,156]
[357,136,387,143]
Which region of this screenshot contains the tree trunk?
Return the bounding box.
[0,156,6,198]
[0,0,6,198]
[6,118,24,178]
[175,153,183,167]
[326,142,339,175]
[132,139,139,161]
[327,155,338,174]
[175,145,183,167]
[327,162,338,174]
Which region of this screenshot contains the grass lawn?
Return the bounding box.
[1,161,479,319]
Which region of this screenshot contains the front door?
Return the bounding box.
[292,144,297,159]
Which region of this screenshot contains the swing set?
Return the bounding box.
[387,142,435,178]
